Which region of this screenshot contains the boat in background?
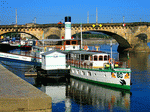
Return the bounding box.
[31,39,81,63]
[19,39,35,50]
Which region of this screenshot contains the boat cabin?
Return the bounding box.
[67,51,110,69]
[90,53,110,69]
[41,51,66,70]
[37,39,81,51]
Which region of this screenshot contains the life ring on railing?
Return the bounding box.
[60,46,65,50]
[84,46,88,50]
[109,58,115,64]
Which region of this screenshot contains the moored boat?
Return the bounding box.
[67,50,131,90]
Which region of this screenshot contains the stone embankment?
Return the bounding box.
[0,64,52,112]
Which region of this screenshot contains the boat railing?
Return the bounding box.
[35,45,64,51]
[67,58,129,70]
[67,59,93,69]
[113,61,130,68]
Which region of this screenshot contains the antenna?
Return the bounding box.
[16,8,17,25]
[87,11,89,23]
[34,17,36,24]
[96,7,98,24]
[111,18,113,23]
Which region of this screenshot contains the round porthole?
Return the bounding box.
[76,70,79,74]
[87,71,91,76]
[104,74,106,77]
[72,69,75,73]
[81,71,85,75]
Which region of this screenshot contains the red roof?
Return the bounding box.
[57,21,62,24]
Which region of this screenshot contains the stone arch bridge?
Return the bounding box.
[0,22,150,51]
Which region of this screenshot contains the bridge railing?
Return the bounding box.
[0,22,150,28]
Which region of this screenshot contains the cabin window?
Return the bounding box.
[81,55,84,60]
[108,55,110,60]
[85,55,88,60]
[94,55,98,61]
[99,56,103,61]
[66,41,70,45]
[104,55,107,61]
[72,41,77,45]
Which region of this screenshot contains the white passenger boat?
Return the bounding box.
[67,50,131,90]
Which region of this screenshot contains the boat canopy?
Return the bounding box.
[38,39,63,42]
[38,39,81,42]
[69,50,109,56]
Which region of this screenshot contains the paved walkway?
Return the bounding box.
[0,64,52,112]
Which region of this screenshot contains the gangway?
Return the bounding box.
[0,52,41,66]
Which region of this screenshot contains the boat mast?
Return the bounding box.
[110,38,113,65]
[80,23,82,49]
[16,8,17,25]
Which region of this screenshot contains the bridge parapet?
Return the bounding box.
[0,22,150,29]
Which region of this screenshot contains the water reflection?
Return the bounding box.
[119,52,150,71]
[130,52,150,71]
[37,76,130,112]
[69,78,130,111]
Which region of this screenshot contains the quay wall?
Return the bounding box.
[0,64,52,112]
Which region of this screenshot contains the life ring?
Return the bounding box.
[60,46,65,50]
[109,58,114,64]
[111,73,116,78]
[84,46,88,50]
[124,73,130,79]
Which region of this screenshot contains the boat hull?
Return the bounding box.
[70,67,131,90]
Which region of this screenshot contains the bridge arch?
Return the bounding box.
[134,33,147,42]
[92,30,131,48]
[43,27,61,39]
[72,30,131,52]
[0,32,39,40]
[46,34,60,39]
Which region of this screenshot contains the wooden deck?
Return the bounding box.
[0,64,52,112]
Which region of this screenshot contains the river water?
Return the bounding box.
[2,43,150,112]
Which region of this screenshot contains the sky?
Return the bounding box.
[0,0,150,25]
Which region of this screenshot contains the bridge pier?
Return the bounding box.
[118,41,150,53]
